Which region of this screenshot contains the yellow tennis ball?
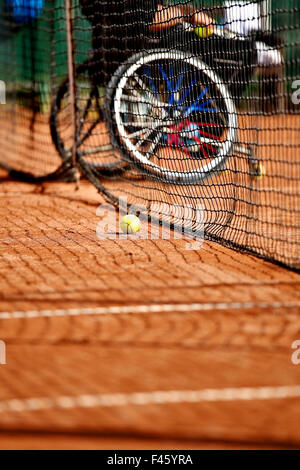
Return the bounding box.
[250,162,266,180]
[194,25,214,38]
[120,214,141,234]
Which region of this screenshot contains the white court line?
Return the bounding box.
[0,385,300,414]
[0,301,299,320]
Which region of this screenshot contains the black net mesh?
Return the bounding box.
[0,0,299,270]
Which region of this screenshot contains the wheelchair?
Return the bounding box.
[50,24,262,184]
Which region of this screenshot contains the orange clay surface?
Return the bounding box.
[0,170,299,449]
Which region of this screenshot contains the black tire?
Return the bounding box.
[50,60,124,174]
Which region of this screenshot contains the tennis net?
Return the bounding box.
[0,0,299,270]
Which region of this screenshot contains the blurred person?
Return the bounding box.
[80,0,213,82]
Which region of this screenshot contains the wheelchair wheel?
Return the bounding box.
[106,50,237,184]
[50,60,123,174]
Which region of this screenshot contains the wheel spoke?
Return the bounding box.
[125,120,166,138]
[176,134,223,147]
[135,127,154,149]
[133,74,163,109]
[126,128,148,140]
[123,93,169,109]
[122,120,155,128]
[133,73,150,92]
[144,131,163,159]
